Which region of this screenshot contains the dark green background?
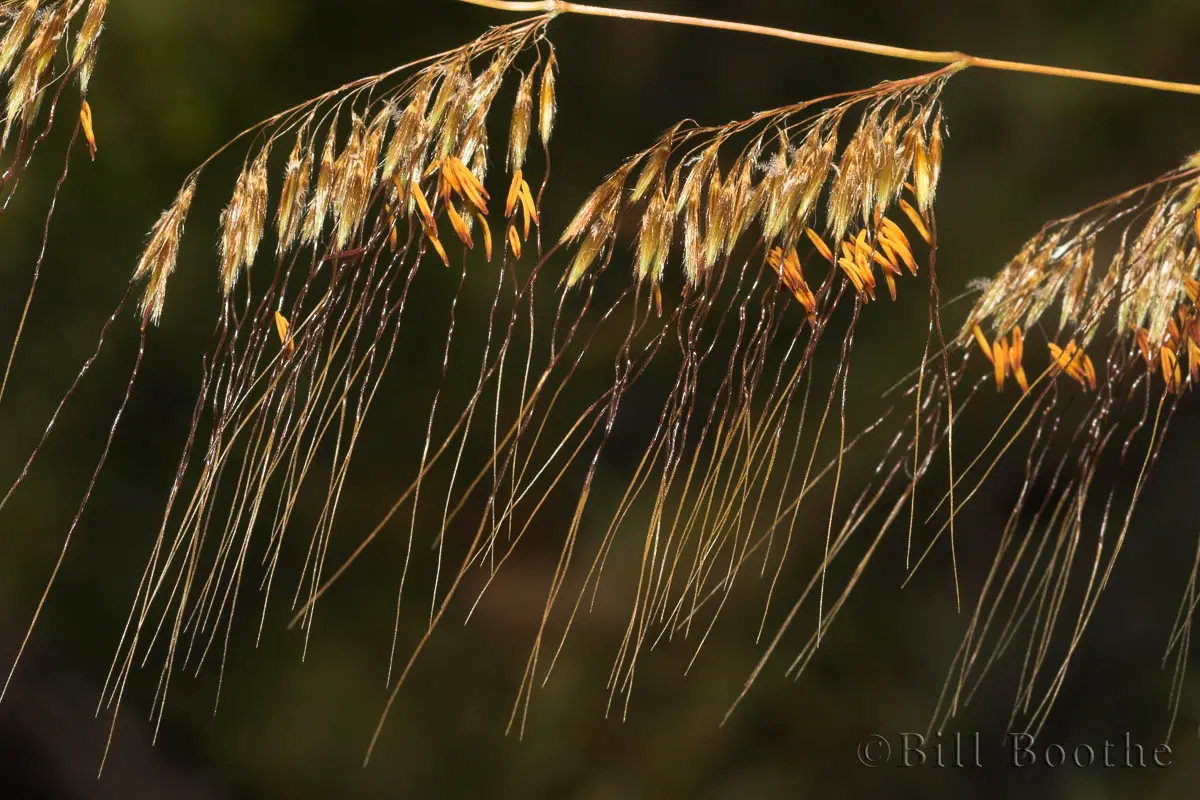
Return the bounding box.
[1,1,1200,797]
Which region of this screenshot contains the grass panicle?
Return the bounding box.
[98,15,559,764]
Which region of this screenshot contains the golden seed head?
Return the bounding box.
[427,57,464,134]
[218,146,270,296]
[966,173,1200,368]
[724,149,759,252]
[631,136,673,205]
[127,18,556,320]
[363,103,391,181]
[873,119,908,219]
[561,169,624,245]
[436,69,468,160]
[561,72,951,298]
[277,124,313,255]
[701,165,730,272]
[467,50,507,120]
[928,111,944,199]
[773,125,835,247]
[332,115,372,249]
[677,142,718,213]
[0,2,37,81]
[658,173,679,276]
[244,147,270,261]
[383,73,433,182]
[635,183,668,283]
[911,124,932,214]
[508,69,534,173]
[4,4,68,144]
[303,123,338,246]
[538,51,557,150]
[827,120,874,245]
[135,179,197,325]
[759,140,790,243]
[459,107,489,176]
[469,137,489,188]
[563,168,626,287]
[565,223,608,289]
[913,110,945,216]
[73,0,108,94]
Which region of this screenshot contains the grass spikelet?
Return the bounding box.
[925,109,945,212]
[243,147,271,265]
[826,116,874,244]
[631,134,672,204]
[508,68,534,171]
[560,167,624,262]
[302,121,338,245]
[538,50,557,149]
[134,179,197,326]
[331,114,369,249]
[0,0,110,151]
[72,0,107,94]
[218,145,270,296]
[4,3,67,145]
[635,183,669,283]
[564,219,610,287]
[384,73,433,183]
[0,1,36,81]
[276,123,313,254]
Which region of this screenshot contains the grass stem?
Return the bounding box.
[459,0,1200,97]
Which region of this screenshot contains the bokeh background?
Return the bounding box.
[2,0,1200,797]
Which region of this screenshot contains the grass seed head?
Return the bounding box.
[4,4,67,145]
[966,166,1200,381]
[218,146,270,296]
[384,73,433,183]
[560,70,949,300]
[0,1,36,81]
[72,0,107,94]
[302,123,338,246]
[538,50,557,149]
[331,115,370,249]
[135,179,197,325]
[508,69,534,172]
[277,124,313,255]
[632,136,672,204]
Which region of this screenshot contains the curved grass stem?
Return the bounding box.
[459,0,1200,97]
